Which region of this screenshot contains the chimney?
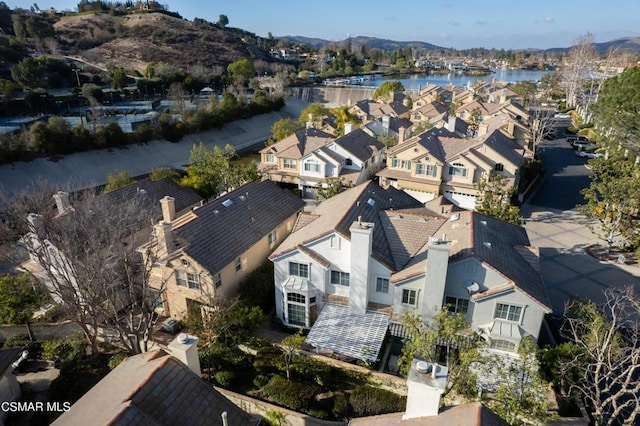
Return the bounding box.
[344,121,353,134]
[168,333,201,377]
[382,115,390,131]
[306,113,315,129]
[422,238,451,320]
[403,359,448,419]
[506,119,515,137]
[160,195,176,222]
[445,115,456,133]
[53,191,71,216]
[499,88,507,104]
[154,220,173,257]
[477,122,489,137]
[27,213,46,239]
[398,126,406,144]
[349,220,374,315]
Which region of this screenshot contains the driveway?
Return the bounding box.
[522,137,640,314]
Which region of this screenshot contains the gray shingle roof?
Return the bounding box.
[53,350,252,426]
[177,181,305,275]
[334,128,384,162]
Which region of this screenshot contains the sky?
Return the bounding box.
[7,0,640,50]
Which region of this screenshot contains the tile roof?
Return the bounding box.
[101,177,202,217]
[479,130,525,167]
[349,402,510,425]
[259,128,335,159]
[334,128,384,162]
[52,350,252,426]
[177,181,305,275]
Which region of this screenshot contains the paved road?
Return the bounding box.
[522,136,640,314]
[0,98,308,196]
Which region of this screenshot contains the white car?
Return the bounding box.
[554,113,571,119]
[578,151,604,159]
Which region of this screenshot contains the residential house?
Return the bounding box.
[53,336,253,425]
[350,97,410,121]
[269,181,551,363]
[377,119,525,208]
[411,83,462,108]
[140,180,305,320]
[409,101,449,126]
[362,115,413,145]
[259,127,385,199]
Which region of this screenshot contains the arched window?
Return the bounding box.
[286,292,306,326]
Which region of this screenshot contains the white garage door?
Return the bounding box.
[444,191,477,210]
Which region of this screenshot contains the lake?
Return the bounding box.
[367,69,550,91]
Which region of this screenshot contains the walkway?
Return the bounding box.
[0,98,308,196]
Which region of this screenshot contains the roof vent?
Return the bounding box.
[480,220,487,225]
[467,281,480,295]
[213,209,219,214]
[416,360,431,374]
[239,195,246,201]
[177,333,189,344]
[367,198,375,207]
[222,199,233,208]
[450,213,460,222]
[137,188,147,195]
[483,241,492,248]
[428,236,440,245]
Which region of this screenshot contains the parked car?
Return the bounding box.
[572,140,592,148]
[567,135,588,144]
[554,113,571,119]
[578,151,604,159]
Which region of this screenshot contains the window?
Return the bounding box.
[214,273,222,288]
[490,339,517,352]
[494,163,504,172]
[402,289,417,306]
[268,230,277,246]
[289,262,309,278]
[494,303,523,322]
[235,257,242,272]
[330,235,340,249]
[287,304,306,326]
[283,159,297,169]
[287,292,306,303]
[391,159,412,170]
[345,158,353,166]
[376,277,389,293]
[265,153,275,163]
[449,162,468,177]
[148,288,163,310]
[445,296,469,315]
[176,270,200,290]
[331,270,350,286]
[416,164,437,177]
[304,159,320,173]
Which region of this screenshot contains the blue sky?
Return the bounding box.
[8,0,640,49]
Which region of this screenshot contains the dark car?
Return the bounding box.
[566,135,588,144]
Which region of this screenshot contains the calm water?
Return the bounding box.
[369,69,550,91]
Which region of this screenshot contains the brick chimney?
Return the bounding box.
[53,191,71,216]
[168,333,201,377]
[349,218,374,315]
[422,237,451,320]
[154,220,173,257]
[160,196,176,222]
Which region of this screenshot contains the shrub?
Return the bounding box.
[213,370,235,387]
[108,353,127,370]
[332,393,349,418]
[262,375,320,411]
[3,333,31,348]
[253,373,271,388]
[237,262,275,312]
[253,345,283,374]
[349,385,406,417]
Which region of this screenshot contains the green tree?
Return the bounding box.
[0,274,46,324]
[201,297,263,346]
[81,83,104,103]
[299,104,329,124]
[467,107,482,136]
[268,118,301,145]
[227,59,256,87]
[149,167,179,182]
[316,177,353,200]
[104,171,134,193]
[111,67,126,90]
[511,80,538,107]
[217,14,229,27]
[281,329,306,380]
[578,158,640,249]
[0,78,18,100]
[10,57,46,89]
[399,308,482,397]
[372,81,404,102]
[475,173,522,225]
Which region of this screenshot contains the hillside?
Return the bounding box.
[545,37,640,53]
[280,35,445,51]
[52,12,272,72]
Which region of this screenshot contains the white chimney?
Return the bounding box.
[53,191,71,216]
[168,333,201,377]
[422,239,451,320]
[403,359,448,420]
[446,115,456,133]
[160,195,176,222]
[382,115,390,131]
[154,220,173,257]
[398,126,406,144]
[344,121,353,134]
[349,220,374,315]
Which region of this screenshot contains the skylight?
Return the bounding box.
[222,199,233,208]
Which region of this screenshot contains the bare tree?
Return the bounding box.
[528,107,556,153]
[560,286,640,425]
[560,33,597,109]
[0,185,168,355]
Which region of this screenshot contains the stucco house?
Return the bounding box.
[376,118,525,208]
[259,126,385,199]
[140,180,305,320]
[269,182,550,362]
[350,97,410,121]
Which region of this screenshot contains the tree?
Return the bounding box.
[10,57,46,90]
[578,158,640,249]
[559,287,640,425]
[111,67,127,90]
[475,173,522,225]
[399,309,482,397]
[372,81,404,103]
[467,107,482,136]
[181,143,260,199]
[591,66,640,151]
[315,177,353,201]
[268,118,301,145]
[167,82,188,114]
[299,104,329,125]
[528,108,556,153]
[199,296,263,346]
[104,171,135,193]
[487,337,553,425]
[511,80,538,107]
[227,59,256,87]
[0,274,47,324]
[149,167,179,182]
[217,14,229,28]
[281,329,306,380]
[0,186,168,356]
[560,32,597,108]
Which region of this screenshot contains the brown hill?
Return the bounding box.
[53,12,271,73]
